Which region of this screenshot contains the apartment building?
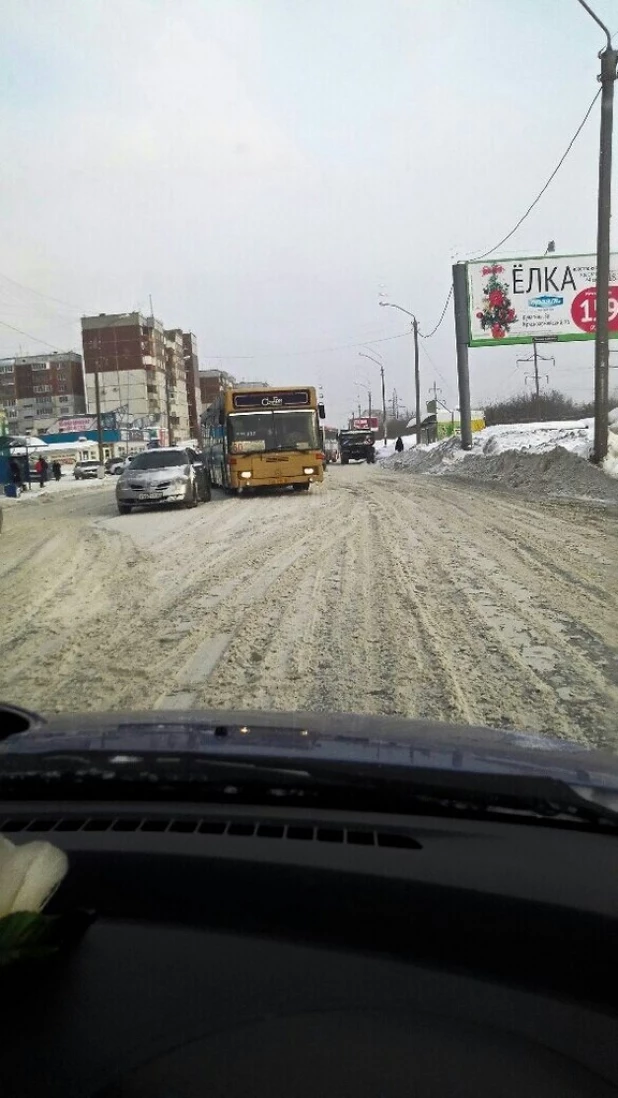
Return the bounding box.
[81,312,169,442]
[163,329,191,443]
[182,332,201,439]
[0,352,85,436]
[198,368,236,411]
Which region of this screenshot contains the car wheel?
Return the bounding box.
[293,483,310,492]
[117,503,132,515]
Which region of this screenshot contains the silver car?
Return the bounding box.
[115,447,211,514]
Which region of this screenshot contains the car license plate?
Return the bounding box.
[143,491,161,500]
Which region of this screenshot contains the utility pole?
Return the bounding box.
[429,380,442,404]
[93,356,104,468]
[412,318,421,446]
[533,341,540,399]
[380,362,387,447]
[165,367,174,446]
[378,302,421,445]
[359,351,387,446]
[517,345,554,400]
[577,1,618,463]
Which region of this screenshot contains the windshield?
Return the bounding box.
[228,411,319,453]
[340,433,372,445]
[1,0,617,798]
[128,451,187,470]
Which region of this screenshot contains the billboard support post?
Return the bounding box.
[452,263,473,451]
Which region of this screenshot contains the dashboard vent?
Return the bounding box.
[0,815,421,850]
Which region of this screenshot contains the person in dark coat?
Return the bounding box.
[394,436,404,453]
[52,460,62,482]
[35,456,49,488]
[9,457,22,487]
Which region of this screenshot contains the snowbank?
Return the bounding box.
[382,415,618,502]
[2,475,113,506]
[375,434,417,461]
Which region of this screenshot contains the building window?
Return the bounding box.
[31,362,49,371]
[33,385,52,394]
[59,396,69,403]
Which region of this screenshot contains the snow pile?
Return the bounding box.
[383,415,618,502]
[375,434,417,461]
[480,418,593,459]
[605,408,618,480]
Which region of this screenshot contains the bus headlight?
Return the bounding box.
[240,471,252,479]
[303,467,315,475]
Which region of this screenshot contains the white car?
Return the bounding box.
[115,447,211,514]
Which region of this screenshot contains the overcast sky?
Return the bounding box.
[1,0,616,424]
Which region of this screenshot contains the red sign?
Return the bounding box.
[353,417,379,430]
[571,286,618,333]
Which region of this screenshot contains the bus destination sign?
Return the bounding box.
[232,389,311,410]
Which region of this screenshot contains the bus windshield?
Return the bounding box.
[228,410,319,454]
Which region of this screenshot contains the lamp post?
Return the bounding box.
[355,378,372,425]
[379,302,421,445]
[359,352,387,447]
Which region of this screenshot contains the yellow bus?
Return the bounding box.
[202,385,326,493]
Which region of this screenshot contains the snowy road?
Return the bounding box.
[1,466,617,746]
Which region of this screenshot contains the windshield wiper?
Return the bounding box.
[0,750,617,830]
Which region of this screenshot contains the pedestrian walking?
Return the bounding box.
[52,460,62,482]
[395,436,404,453]
[35,455,48,488]
[9,457,22,487]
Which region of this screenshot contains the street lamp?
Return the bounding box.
[355,378,373,425]
[359,351,387,447]
[379,302,421,445]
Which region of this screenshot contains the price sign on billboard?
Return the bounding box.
[570,286,618,334]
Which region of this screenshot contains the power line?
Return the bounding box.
[0,318,74,352]
[420,285,453,339]
[419,340,452,394]
[469,88,601,261]
[0,272,82,312]
[204,329,412,360]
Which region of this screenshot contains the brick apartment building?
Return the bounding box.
[198,368,236,411]
[0,352,86,436]
[81,312,170,441]
[182,332,201,439]
[81,314,201,445]
[163,329,190,443]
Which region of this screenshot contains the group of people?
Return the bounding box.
[9,455,63,490]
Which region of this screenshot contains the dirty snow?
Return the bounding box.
[382,415,618,501]
[1,466,617,746]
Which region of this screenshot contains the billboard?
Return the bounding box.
[57,416,95,433]
[353,417,379,430]
[467,254,618,347]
